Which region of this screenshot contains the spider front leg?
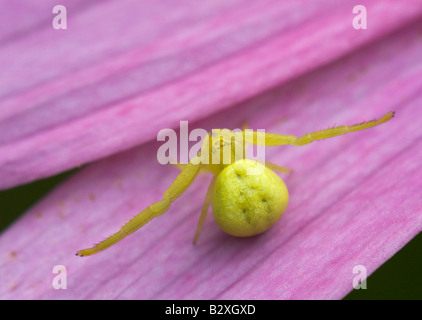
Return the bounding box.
[245,111,394,146]
[76,156,202,257]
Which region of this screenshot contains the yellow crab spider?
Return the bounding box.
[76,111,394,256]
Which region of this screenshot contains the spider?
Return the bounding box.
[77,111,394,256]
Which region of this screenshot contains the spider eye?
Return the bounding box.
[212,159,289,237]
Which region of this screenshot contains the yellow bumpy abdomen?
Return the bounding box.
[212,159,288,237]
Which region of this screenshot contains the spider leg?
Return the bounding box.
[77,157,202,257]
[193,175,217,245]
[245,111,394,146]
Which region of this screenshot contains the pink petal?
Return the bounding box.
[1,18,422,299]
[2,0,422,189]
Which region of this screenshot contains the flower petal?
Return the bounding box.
[1,18,422,299]
[1,0,422,189]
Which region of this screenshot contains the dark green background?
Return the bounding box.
[0,169,421,300]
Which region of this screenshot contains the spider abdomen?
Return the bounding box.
[212,159,289,237]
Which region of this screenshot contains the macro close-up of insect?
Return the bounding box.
[3,0,422,303]
[77,111,394,257]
